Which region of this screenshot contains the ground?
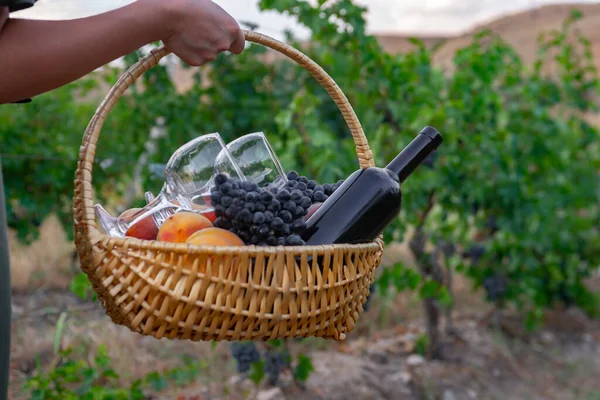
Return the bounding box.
[7,219,600,399]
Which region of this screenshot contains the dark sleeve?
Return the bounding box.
[0,0,38,13]
[0,0,38,103]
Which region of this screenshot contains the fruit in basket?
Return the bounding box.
[121,208,160,240]
[186,227,244,246]
[157,212,213,243]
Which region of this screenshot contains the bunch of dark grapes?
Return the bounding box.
[263,348,290,385]
[483,275,506,302]
[463,244,485,265]
[211,173,309,246]
[211,171,345,247]
[229,341,261,374]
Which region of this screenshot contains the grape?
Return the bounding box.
[221,195,233,207]
[268,199,281,212]
[229,342,261,374]
[266,236,277,246]
[238,231,251,242]
[298,176,308,184]
[234,198,245,207]
[283,201,296,212]
[260,191,273,204]
[220,182,233,195]
[291,219,307,233]
[244,202,256,213]
[253,212,266,225]
[307,180,317,189]
[281,224,291,236]
[295,206,306,217]
[287,170,300,181]
[277,237,286,246]
[238,209,252,223]
[215,173,229,186]
[296,182,307,191]
[314,185,324,193]
[255,203,266,212]
[299,196,312,209]
[291,190,302,202]
[218,218,232,230]
[313,191,327,202]
[250,235,260,245]
[258,225,270,239]
[279,210,293,223]
[215,205,225,216]
[323,183,333,195]
[223,207,234,219]
[287,235,304,245]
[264,211,274,223]
[277,190,291,201]
[245,192,258,203]
[271,217,284,231]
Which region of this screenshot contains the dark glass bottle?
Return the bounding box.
[301,126,443,245]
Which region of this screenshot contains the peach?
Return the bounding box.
[121,208,160,241]
[157,212,213,243]
[185,227,245,247]
[184,228,244,276]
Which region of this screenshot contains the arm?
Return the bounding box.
[0,0,245,104]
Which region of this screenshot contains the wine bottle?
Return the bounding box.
[301,126,443,245]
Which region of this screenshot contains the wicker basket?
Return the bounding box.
[73,30,384,342]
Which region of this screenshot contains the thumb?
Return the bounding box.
[229,29,245,55]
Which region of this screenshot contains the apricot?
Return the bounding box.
[186,227,244,247]
[157,212,213,243]
[121,208,160,241]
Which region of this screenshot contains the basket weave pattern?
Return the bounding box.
[73,31,384,341]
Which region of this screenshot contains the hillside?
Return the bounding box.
[165,3,600,92]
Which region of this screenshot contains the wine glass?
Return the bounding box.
[140,132,288,225]
[94,133,244,237]
[216,132,288,190]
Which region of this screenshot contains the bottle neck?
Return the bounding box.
[386,126,443,183]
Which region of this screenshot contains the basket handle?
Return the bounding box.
[73,30,375,239]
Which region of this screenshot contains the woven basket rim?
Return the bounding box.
[93,231,383,255]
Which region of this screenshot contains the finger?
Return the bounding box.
[229,29,245,55]
[165,41,205,67]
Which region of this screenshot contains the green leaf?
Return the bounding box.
[247,360,266,385]
[293,354,314,383]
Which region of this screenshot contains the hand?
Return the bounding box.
[151,0,245,66]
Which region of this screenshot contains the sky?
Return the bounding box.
[13,0,599,40]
